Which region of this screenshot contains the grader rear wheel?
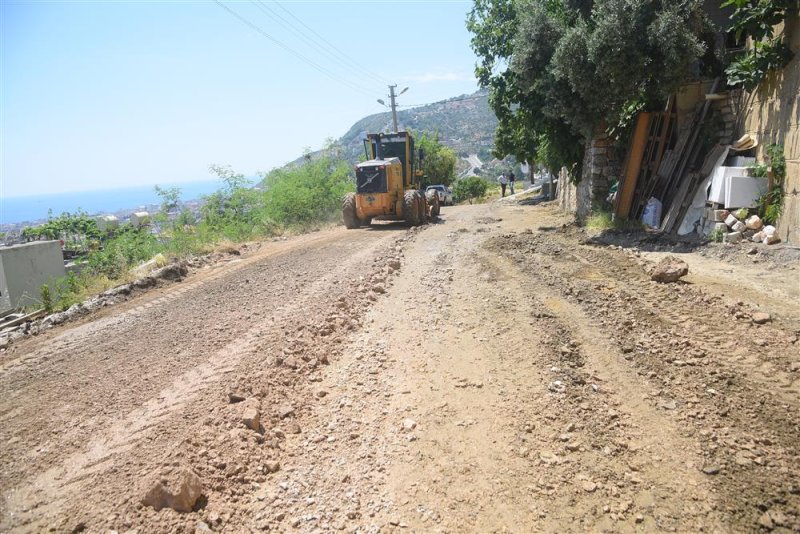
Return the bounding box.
[403,191,422,226]
[342,193,360,229]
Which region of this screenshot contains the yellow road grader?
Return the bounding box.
[342,131,439,228]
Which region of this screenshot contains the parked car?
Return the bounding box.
[425,185,453,206]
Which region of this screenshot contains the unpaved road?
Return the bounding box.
[1,201,798,533]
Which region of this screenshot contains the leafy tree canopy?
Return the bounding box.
[468,0,705,174]
[414,131,458,188]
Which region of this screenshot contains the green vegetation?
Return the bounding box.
[723,0,795,90]
[24,151,355,313]
[416,132,458,188]
[750,143,786,225]
[453,176,491,204]
[21,210,100,253]
[586,210,645,231]
[708,227,725,243]
[467,0,706,177]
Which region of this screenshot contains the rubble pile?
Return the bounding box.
[711,208,780,245]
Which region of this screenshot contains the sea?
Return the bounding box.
[0,180,223,226]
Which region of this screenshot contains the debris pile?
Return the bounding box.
[711,208,780,245]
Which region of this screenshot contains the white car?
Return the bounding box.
[426,185,453,206]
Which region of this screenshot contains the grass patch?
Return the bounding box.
[586,211,644,231]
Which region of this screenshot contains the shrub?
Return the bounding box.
[453,176,490,204]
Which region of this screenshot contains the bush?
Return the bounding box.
[453,176,490,204]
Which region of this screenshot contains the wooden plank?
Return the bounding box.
[0,309,46,331]
[661,77,721,232]
[615,112,651,219]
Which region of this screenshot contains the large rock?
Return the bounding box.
[141,468,203,513]
[650,256,689,283]
[152,262,188,282]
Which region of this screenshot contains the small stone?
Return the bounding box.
[746,247,758,255]
[264,461,280,473]
[316,390,328,398]
[635,514,644,524]
[758,511,774,530]
[582,481,597,492]
[277,404,295,419]
[401,418,417,431]
[752,312,771,325]
[658,399,677,410]
[702,465,720,475]
[195,522,212,534]
[241,406,260,432]
[286,422,302,434]
[723,232,743,244]
[228,392,246,403]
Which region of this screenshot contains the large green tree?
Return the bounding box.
[468,0,705,175]
[416,132,457,188]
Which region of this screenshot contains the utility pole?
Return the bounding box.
[388,85,399,133]
[377,85,408,133]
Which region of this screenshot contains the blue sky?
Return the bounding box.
[1,0,479,197]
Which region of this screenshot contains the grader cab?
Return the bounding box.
[342,131,439,229]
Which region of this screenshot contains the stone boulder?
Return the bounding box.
[141,468,203,513]
[650,256,689,283]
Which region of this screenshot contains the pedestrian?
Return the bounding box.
[508,170,516,195]
[498,172,508,197]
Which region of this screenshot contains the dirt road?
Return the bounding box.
[1,201,798,533]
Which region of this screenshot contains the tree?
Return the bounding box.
[154,185,181,215]
[416,132,457,188]
[468,0,706,176]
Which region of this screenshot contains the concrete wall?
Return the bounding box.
[737,14,800,244]
[0,241,66,313]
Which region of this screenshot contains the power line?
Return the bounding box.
[256,0,390,89]
[214,1,377,98]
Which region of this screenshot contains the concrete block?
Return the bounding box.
[725,214,739,227]
[714,210,730,222]
[714,222,728,233]
[732,221,747,232]
[724,232,743,243]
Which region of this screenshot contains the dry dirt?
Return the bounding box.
[1,200,798,533]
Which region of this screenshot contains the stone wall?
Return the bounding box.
[737,14,800,244]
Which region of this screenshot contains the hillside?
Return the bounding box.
[290,90,498,170]
[338,90,496,161]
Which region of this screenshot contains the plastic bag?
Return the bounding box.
[641,197,663,228]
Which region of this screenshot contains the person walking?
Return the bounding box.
[498,172,508,197]
[508,170,516,195]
